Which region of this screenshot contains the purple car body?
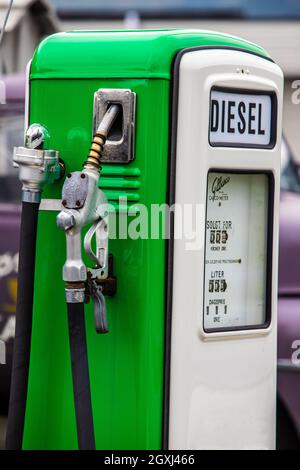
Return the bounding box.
[278,191,300,440]
[0,204,20,413]
[0,74,299,446]
[0,74,23,413]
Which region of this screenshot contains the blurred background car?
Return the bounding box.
[0,74,23,449]
[0,0,300,450]
[0,74,23,398]
[277,141,300,449]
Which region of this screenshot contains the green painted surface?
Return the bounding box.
[23,30,269,450]
[23,78,169,450]
[30,29,269,80]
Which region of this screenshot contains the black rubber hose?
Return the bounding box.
[67,302,96,450]
[6,201,40,450]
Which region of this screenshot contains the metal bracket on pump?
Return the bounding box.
[57,103,120,333]
[13,124,64,202]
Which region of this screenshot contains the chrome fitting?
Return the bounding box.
[65,287,86,304]
[13,124,62,203]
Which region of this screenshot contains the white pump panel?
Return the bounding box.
[169,49,283,449]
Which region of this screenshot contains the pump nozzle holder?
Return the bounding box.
[13,124,64,203]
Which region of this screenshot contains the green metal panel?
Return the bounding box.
[30,29,269,80]
[22,30,269,450]
[22,78,169,450]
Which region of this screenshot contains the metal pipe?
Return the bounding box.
[85,104,121,169]
[97,104,120,137]
[0,0,13,50]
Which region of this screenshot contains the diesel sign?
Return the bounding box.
[209,89,275,148]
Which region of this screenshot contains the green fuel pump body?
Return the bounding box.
[22,30,271,450]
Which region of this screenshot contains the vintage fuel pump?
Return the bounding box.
[6,30,283,450]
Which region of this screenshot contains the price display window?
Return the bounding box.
[203,171,273,332]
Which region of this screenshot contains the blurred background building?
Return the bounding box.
[0,0,59,73]
[1,0,299,159]
[53,0,300,161]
